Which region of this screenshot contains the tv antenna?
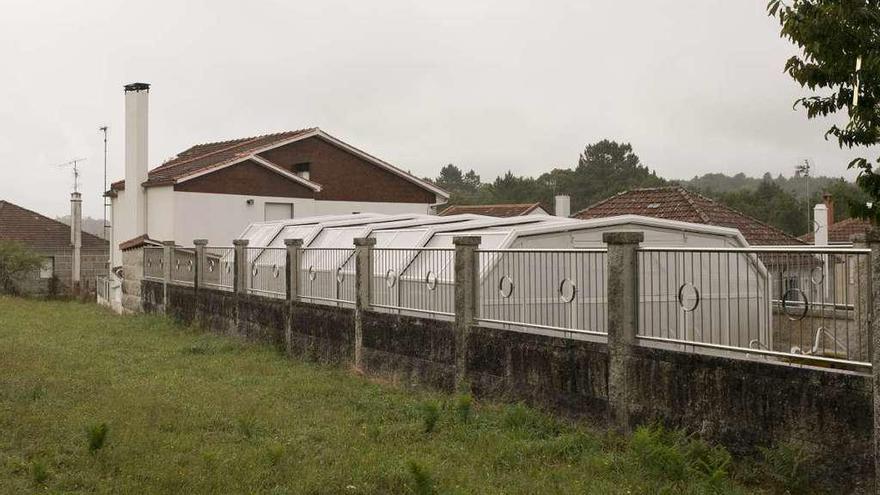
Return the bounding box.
[796,158,813,232]
[99,126,109,242]
[56,158,87,193]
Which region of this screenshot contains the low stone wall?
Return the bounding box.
[144,280,873,481]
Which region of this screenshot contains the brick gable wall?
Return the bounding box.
[258,137,435,204]
[173,160,315,198]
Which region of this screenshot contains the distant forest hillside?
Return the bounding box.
[56,215,107,239]
[432,140,867,238]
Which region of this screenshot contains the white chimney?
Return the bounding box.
[555,195,571,217]
[124,82,150,235]
[70,192,82,286]
[814,203,828,246]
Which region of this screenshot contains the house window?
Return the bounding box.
[264,202,294,221]
[39,257,54,279]
[294,162,310,181]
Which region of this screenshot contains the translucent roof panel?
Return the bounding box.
[266,224,323,248]
[309,226,369,249]
[370,229,432,248]
[426,231,510,250]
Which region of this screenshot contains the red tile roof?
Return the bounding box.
[0,200,108,251]
[800,216,873,244]
[119,234,161,251]
[573,187,805,246]
[439,203,546,217]
[141,129,316,188]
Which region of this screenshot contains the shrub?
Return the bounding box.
[31,461,48,484]
[454,394,472,424]
[502,403,561,439]
[419,402,440,434]
[757,441,816,494]
[0,241,44,295]
[406,461,435,495]
[87,423,108,453]
[628,425,732,488]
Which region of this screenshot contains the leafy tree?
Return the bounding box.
[768,0,880,221]
[433,164,488,205]
[0,241,44,295]
[718,180,808,235]
[567,140,666,211]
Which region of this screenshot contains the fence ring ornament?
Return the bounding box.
[272,264,280,279]
[781,288,809,321]
[224,262,231,274]
[308,266,317,281]
[252,264,259,277]
[677,282,700,312]
[498,276,514,298]
[187,260,193,272]
[385,269,398,288]
[810,266,824,285]
[175,259,180,271]
[208,259,215,273]
[558,278,577,303]
[425,271,438,290]
[336,268,345,283]
[147,259,152,268]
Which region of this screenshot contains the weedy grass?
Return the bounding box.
[0,297,769,494]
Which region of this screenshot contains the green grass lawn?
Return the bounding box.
[0,297,765,494]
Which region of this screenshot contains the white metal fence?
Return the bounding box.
[299,247,355,305]
[203,247,235,292]
[247,247,287,298]
[371,248,455,317]
[476,249,608,335]
[637,246,871,367]
[146,241,874,369]
[143,247,164,281]
[170,248,196,287]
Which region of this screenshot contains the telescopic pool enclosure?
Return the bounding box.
[143,212,870,368]
[234,213,771,345]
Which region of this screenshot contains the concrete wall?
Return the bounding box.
[17,247,107,296]
[144,280,872,483]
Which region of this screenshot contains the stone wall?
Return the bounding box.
[145,281,873,481]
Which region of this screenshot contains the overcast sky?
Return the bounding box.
[0,0,866,218]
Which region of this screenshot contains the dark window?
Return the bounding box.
[294,162,311,181]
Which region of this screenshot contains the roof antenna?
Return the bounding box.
[99,126,109,241]
[56,158,87,193]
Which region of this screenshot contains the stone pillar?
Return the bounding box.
[284,239,303,356]
[857,229,880,490]
[453,236,481,392]
[854,234,873,363]
[603,231,644,433]
[353,237,376,370]
[162,241,174,314]
[233,239,249,295]
[193,239,208,291]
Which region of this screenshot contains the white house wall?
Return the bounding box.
[172,192,316,246]
[110,190,135,268]
[146,186,175,242]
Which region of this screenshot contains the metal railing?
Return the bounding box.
[96,275,110,301]
[476,249,608,336]
[371,248,455,317]
[637,246,871,366]
[170,247,196,286]
[143,246,164,281]
[203,247,235,292]
[299,247,355,305]
[247,247,287,298]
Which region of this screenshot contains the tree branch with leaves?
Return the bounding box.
[768,0,880,220]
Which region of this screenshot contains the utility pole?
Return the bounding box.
[99,126,109,241]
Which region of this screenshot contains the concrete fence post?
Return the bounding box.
[353,237,376,370]
[193,239,208,291]
[603,231,644,433]
[161,240,175,314]
[284,239,303,356]
[857,228,880,490]
[453,236,481,393]
[233,239,249,295]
